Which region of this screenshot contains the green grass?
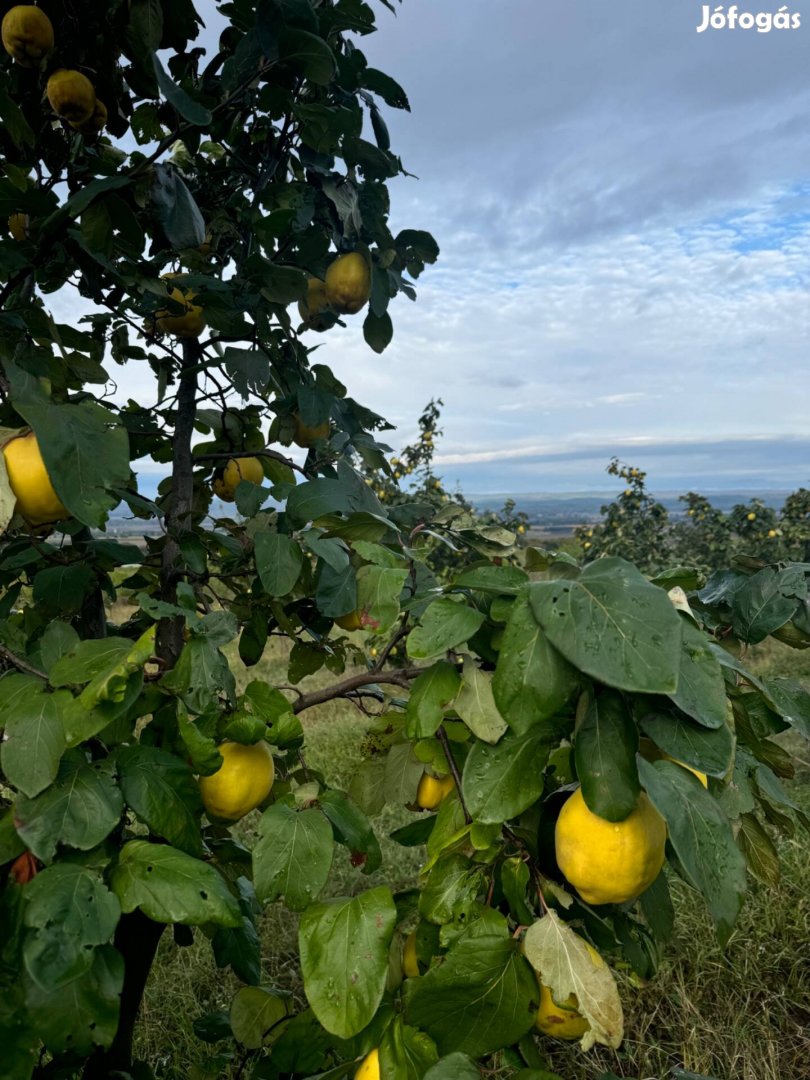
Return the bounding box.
[131,632,810,1080]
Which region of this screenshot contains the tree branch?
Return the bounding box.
[157,339,200,665]
[195,448,307,476]
[0,645,46,680]
[292,666,422,714]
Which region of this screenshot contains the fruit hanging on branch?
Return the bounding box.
[1,4,53,67]
[325,252,372,315]
[46,69,97,125]
[555,787,667,905]
[153,282,206,339]
[212,457,264,502]
[198,741,275,822]
[2,431,68,526]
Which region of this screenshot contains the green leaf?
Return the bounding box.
[23,863,120,944]
[454,657,508,744]
[462,729,555,824]
[15,759,123,863]
[530,558,682,694]
[407,599,486,660]
[32,565,94,617]
[737,812,780,885]
[110,840,241,927]
[384,742,424,806]
[243,681,303,747]
[253,804,334,910]
[319,790,382,874]
[356,565,409,635]
[379,1017,439,1080]
[405,662,461,739]
[759,677,810,740]
[418,853,485,925]
[299,887,397,1038]
[363,68,411,110]
[38,622,80,672]
[404,928,537,1056]
[669,619,727,729]
[575,689,639,822]
[49,637,133,686]
[731,566,807,645]
[116,745,203,856]
[638,759,746,945]
[22,864,121,989]
[0,675,65,798]
[316,558,357,621]
[255,532,304,597]
[453,565,528,594]
[152,53,213,124]
[492,593,578,735]
[363,310,393,354]
[212,878,262,986]
[639,709,734,778]
[423,1056,480,1080]
[287,479,353,525]
[279,28,336,85]
[24,945,123,1054]
[129,0,164,50]
[229,986,288,1049]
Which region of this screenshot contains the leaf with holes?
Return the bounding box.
[110,840,241,927]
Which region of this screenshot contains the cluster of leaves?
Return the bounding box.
[575,459,810,573]
[0,3,807,1080]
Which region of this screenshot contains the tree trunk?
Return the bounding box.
[83,340,200,1078]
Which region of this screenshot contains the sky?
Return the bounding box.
[53,0,810,496]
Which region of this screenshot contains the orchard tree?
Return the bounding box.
[575,460,669,572]
[1,5,810,1080]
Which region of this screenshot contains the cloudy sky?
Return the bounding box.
[59,0,810,496]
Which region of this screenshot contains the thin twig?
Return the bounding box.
[0,645,46,680]
[195,448,306,476]
[437,724,472,824]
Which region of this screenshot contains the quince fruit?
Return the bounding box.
[70,99,107,136]
[298,277,333,330]
[212,456,264,502]
[324,252,371,315]
[535,939,603,1040]
[8,213,28,241]
[555,787,666,905]
[199,741,275,822]
[355,1049,379,1080]
[293,413,330,448]
[2,5,53,67]
[155,281,206,339]
[2,431,68,526]
[416,772,454,811]
[47,69,96,125]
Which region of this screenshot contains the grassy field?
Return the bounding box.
[133,633,810,1080]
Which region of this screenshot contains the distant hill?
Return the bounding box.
[471,490,792,530]
[102,488,794,541]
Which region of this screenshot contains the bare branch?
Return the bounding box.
[292,666,422,714]
[0,645,46,681]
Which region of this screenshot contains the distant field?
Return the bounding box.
[132,634,810,1080]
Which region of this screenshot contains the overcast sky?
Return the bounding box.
[58,0,810,496]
